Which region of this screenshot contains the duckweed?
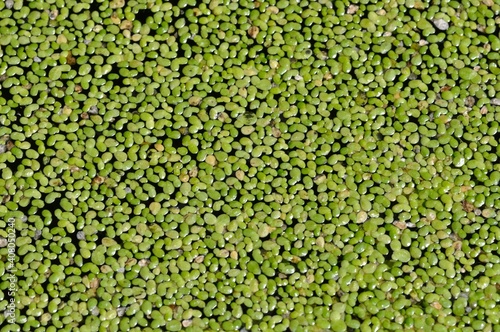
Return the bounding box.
[2,0,500,331]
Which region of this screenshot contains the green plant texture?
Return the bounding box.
[1,0,500,331]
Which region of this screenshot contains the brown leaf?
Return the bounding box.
[461,186,472,193]
[62,105,72,116]
[189,167,198,178]
[272,126,281,138]
[431,302,442,310]
[87,288,97,297]
[194,255,205,263]
[49,9,59,20]
[120,20,133,30]
[6,140,14,151]
[2,195,11,204]
[89,278,100,289]
[248,26,259,38]
[465,96,475,107]
[179,127,189,136]
[154,143,164,152]
[290,256,301,264]
[92,176,106,185]
[414,1,425,9]
[235,170,245,180]
[111,12,121,25]
[347,4,359,14]
[125,258,137,267]
[462,200,474,212]
[393,221,407,230]
[138,259,150,267]
[182,320,193,327]
[66,51,76,66]
[188,96,202,106]
[169,304,179,314]
[452,241,462,251]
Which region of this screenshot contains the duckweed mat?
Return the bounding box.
[1,0,500,331]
